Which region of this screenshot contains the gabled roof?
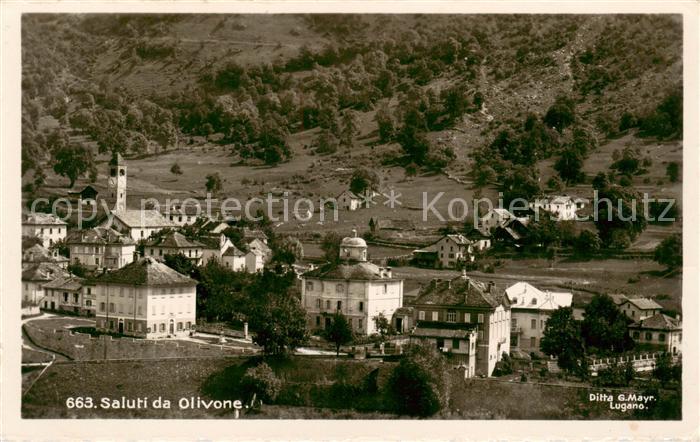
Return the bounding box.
[248,238,272,255]
[22,262,69,282]
[198,234,228,250]
[66,227,136,245]
[629,313,681,331]
[303,261,395,281]
[223,245,246,257]
[43,275,85,291]
[337,189,361,200]
[22,212,67,226]
[112,210,175,228]
[623,297,663,311]
[414,275,508,310]
[90,257,195,287]
[505,282,572,311]
[242,228,268,241]
[22,243,69,264]
[145,231,203,249]
[610,294,629,305]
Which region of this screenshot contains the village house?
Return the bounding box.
[301,230,404,335]
[412,323,478,378]
[419,234,475,269]
[107,209,176,242]
[22,262,69,306]
[618,297,663,321]
[222,245,247,271]
[42,275,94,316]
[67,185,99,207]
[245,248,267,273]
[529,195,586,221]
[479,208,516,233]
[22,212,67,248]
[242,227,269,244]
[628,313,682,355]
[161,202,200,227]
[505,282,572,351]
[410,272,511,376]
[198,233,234,263]
[144,231,204,265]
[89,257,197,338]
[66,227,137,270]
[493,217,530,245]
[337,189,363,211]
[22,241,69,269]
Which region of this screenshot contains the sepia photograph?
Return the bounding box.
[2,2,698,438]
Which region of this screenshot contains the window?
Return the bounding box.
[160,324,165,332]
[464,313,471,323]
[147,327,151,333]
[137,323,142,332]
[99,302,106,312]
[336,284,344,293]
[431,311,438,321]
[541,319,545,329]
[138,306,142,315]
[316,299,321,309]
[87,288,91,295]
[436,338,445,349]
[177,322,183,331]
[141,231,144,238]
[383,284,387,294]
[316,316,320,326]
[337,300,342,310]
[478,314,484,323]
[452,339,460,349]
[358,318,363,329]
[359,301,364,312]
[86,300,92,307]
[109,303,115,313]
[95,258,100,266]
[186,322,191,329]
[446,311,456,322]
[659,333,666,341]
[63,293,68,302]
[326,300,331,310]
[73,294,79,303]
[418,311,425,321]
[645,332,653,341]
[94,246,99,253]
[530,337,536,347]
[531,319,537,329]
[150,249,154,255]
[633,331,640,339]
[128,322,133,331]
[478,330,483,340]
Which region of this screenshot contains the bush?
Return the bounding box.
[240,362,282,403]
[170,163,182,175]
[492,352,514,376]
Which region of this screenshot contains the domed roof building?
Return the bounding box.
[301,230,404,336]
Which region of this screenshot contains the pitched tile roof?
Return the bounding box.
[90,257,196,286]
[303,261,396,281]
[43,275,85,291]
[223,245,246,257]
[248,238,271,256]
[242,228,268,241]
[112,209,175,228]
[22,262,69,282]
[66,227,136,245]
[22,212,68,225]
[624,297,663,310]
[414,275,508,309]
[145,231,203,248]
[629,313,681,331]
[22,244,69,264]
[506,282,572,311]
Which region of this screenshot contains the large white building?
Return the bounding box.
[22,262,69,305]
[301,231,403,335]
[529,195,587,221]
[66,227,137,270]
[506,282,572,351]
[22,213,67,248]
[89,257,197,338]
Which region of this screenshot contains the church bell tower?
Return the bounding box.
[108,153,127,213]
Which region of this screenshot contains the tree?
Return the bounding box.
[592,172,609,191]
[611,147,640,176]
[171,163,183,175]
[249,289,308,355]
[52,144,95,188]
[581,294,633,354]
[574,230,602,255]
[349,168,379,195]
[272,236,304,265]
[654,233,682,270]
[652,352,680,387]
[544,95,576,132]
[324,311,353,356]
[540,307,587,377]
[163,253,196,276]
[666,162,680,183]
[205,172,222,194]
[240,362,282,402]
[554,148,585,185]
[315,129,339,155]
[321,231,342,263]
[373,312,395,341]
[386,343,448,417]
